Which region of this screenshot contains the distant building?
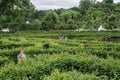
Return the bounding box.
[2,28,10,32]
[98,25,106,31]
[26,21,30,24]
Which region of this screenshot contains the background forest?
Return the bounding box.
[0,0,120,31]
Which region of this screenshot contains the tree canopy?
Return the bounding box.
[0,0,35,31]
[0,0,120,31]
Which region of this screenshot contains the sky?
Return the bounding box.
[30,0,120,10]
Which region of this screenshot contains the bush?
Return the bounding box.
[43,43,50,49]
[43,69,102,80]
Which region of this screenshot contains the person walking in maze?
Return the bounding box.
[17,50,26,62]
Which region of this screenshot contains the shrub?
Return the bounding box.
[43,43,50,49]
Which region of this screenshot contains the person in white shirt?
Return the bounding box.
[17,50,26,62]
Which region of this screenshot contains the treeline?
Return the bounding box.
[0,0,120,31]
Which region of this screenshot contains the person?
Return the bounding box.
[58,36,62,40]
[17,50,26,62]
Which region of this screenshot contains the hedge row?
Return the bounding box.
[0,40,120,66]
[0,43,34,49]
[0,53,120,80]
[43,69,102,80]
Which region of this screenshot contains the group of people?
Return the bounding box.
[58,36,68,41]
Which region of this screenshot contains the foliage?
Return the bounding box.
[0,0,119,31]
[43,43,50,49]
[103,0,113,3]
[0,0,35,31]
[0,30,120,80]
[43,69,102,80]
[41,11,58,30]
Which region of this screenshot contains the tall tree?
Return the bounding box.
[59,10,80,29]
[103,0,113,3]
[41,11,58,30]
[0,0,35,31]
[79,0,96,14]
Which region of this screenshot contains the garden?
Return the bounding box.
[0,30,120,80]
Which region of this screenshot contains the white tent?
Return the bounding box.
[2,28,10,32]
[26,21,30,24]
[98,25,106,31]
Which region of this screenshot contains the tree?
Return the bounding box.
[41,11,58,30]
[106,14,117,29]
[29,19,41,30]
[0,0,35,31]
[59,10,80,29]
[67,19,77,29]
[103,0,113,3]
[33,10,47,20]
[79,0,96,15]
[85,7,106,29]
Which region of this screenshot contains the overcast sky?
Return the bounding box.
[30,0,120,10]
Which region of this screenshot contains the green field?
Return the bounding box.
[0,30,120,80]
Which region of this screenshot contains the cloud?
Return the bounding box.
[30,0,79,10]
[30,0,120,10]
[114,0,120,3]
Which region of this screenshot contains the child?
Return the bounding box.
[17,50,26,62]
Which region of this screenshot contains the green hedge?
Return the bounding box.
[0,43,34,49]
[0,53,120,80]
[43,70,103,80]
